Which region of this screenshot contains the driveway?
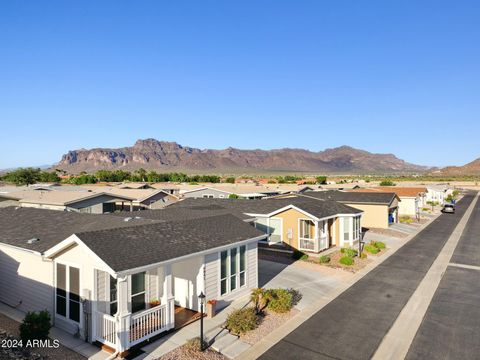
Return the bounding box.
[259,259,352,311]
[260,192,476,360]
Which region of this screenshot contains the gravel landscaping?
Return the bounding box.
[241,308,299,345]
[157,344,226,360]
[0,313,85,360]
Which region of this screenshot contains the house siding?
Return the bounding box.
[0,244,54,315]
[204,252,219,302]
[183,188,231,199]
[344,203,389,229]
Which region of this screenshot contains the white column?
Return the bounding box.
[314,221,319,252]
[163,264,175,330]
[116,276,130,353]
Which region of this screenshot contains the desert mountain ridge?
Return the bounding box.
[54,139,432,174]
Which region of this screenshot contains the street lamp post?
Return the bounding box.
[198,292,206,351]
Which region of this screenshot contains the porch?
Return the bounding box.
[93,257,205,353]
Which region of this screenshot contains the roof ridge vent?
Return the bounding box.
[27,238,40,244]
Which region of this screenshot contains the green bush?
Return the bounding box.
[364,244,380,254]
[339,256,354,266]
[19,310,51,342]
[379,180,396,186]
[400,215,413,224]
[340,248,357,257]
[372,241,386,249]
[228,193,239,199]
[292,250,308,261]
[250,288,267,314]
[319,255,331,264]
[265,289,294,313]
[225,307,258,334]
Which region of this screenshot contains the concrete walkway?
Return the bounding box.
[0,302,111,359]
[373,192,479,360]
[138,295,251,359]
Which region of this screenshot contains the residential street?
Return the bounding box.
[260,192,478,360]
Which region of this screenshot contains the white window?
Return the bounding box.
[343,217,351,241]
[56,263,80,323]
[220,245,247,296]
[202,194,214,198]
[268,218,282,243]
[254,218,282,243]
[131,272,146,313]
[299,219,314,239]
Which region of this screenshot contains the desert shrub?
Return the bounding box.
[292,250,308,260]
[339,256,354,266]
[400,215,413,224]
[359,252,368,259]
[250,288,268,314]
[19,310,51,342]
[422,207,430,211]
[340,248,357,257]
[364,244,380,254]
[228,193,239,199]
[225,307,258,334]
[372,241,386,249]
[184,337,208,353]
[265,289,294,313]
[319,255,331,264]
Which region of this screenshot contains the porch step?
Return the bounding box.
[211,332,238,353]
[222,339,251,359]
[205,327,229,344]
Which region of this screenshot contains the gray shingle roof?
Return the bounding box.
[77,214,264,272]
[165,197,362,218]
[0,206,265,272]
[0,207,155,253]
[300,190,397,205]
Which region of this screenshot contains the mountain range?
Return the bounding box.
[55,139,431,174]
[433,158,480,176]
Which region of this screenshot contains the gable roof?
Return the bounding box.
[0,207,155,253]
[0,206,265,273]
[76,214,264,273]
[300,190,398,206]
[350,187,426,198]
[16,190,135,206]
[165,196,362,220]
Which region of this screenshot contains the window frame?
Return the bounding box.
[219,245,248,297]
[55,260,82,325]
[130,272,147,313]
[254,217,283,244]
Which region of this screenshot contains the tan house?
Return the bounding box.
[350,187,427,217]
[168,197,363,252]
[101,188,179,211]
[298,191,400,229]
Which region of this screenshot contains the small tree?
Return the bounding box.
[315,176,327,185]
[19,310,52,342]
[379,179,396,186]
[225,177,235,184]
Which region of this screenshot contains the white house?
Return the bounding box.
[0,207,265,356]
[425,185,453,205]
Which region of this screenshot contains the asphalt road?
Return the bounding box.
[260,193,476,360]
[406,194,480,360]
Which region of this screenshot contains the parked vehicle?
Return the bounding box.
[441,204,455,214]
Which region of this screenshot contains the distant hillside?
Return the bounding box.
[55,139,430,174]
[434,158,480,176]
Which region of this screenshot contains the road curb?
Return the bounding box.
[240,208,444,359]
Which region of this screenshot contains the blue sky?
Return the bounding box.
[1,1,479,169]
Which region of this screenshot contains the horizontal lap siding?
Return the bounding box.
[148,268,158,301]
[204,253,219,301]
[0,245,54,314]
[247,242,258,289]
[96,270,108,314]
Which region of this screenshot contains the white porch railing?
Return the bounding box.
[129,302,169,347]
[95,313,117,348]
[299,237,316,251]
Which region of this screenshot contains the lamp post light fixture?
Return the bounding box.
[198,292,206,351]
